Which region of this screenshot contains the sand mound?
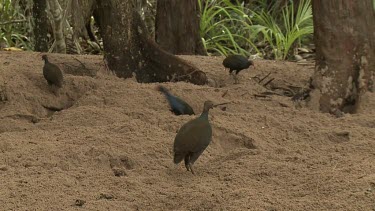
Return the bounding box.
[0,51,374,210]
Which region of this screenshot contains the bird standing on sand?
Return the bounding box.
[223,54,254,84]
[156,85,195,116]
[173,100,214,175]
[42,55,64,89]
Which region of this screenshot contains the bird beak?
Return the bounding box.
[213,102,230,108]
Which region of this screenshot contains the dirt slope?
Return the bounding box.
[0,51,374,211]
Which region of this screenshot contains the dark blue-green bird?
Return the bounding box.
[173,100,214,175]
[223,54,254,84]
[156,85,195,116]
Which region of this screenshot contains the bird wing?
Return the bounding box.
[44,63,63,82]
[166,95,185,114]
[173,118,212,154]
[223,55,249,70]
[50,63,63,79]
[175,97,194,115]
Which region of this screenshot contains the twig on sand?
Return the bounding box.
[213,102,231,107]
[73,57,87,69]
[221,90,228,97]
[258,72,272,84]
[263,78,275,87]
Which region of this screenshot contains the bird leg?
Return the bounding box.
[188,163,195,175]
[50,85,60,96]
[184,155,191,172]
[229,70,238,83]
[184,155,195,175]
[233,74,239,84]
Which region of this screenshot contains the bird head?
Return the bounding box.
[41,55,48,61]
[155,85,169,94]
[203,100,214,112]
[248,60,255,69]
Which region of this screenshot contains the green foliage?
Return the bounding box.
[0,0,315,59]
[198,0,258,56]
[0,0,31,50]
[252,0,313,60]
[199,0,314,60]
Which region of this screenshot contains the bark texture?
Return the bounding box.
[310,0,375,114]
[94,0,207,84]
[33,0,49,52]
[155,0,206,55]
[47,0,66,53]
[70,0,96,40]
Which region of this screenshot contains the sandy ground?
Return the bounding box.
[0,51,374,211]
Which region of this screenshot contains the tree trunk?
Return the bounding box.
[47,0,66,53]
[94,0,207,85]
[155,0,206,55]
[33,0,49,52]
[309,0,375,114]
[70,0,96,40]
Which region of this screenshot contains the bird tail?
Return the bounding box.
[173,153,184,164]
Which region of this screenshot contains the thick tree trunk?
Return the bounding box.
[70,0,96,40]
[94,0,207,85]
[33,0,49,52]
[309,0,375,114]
[155,0,206,55]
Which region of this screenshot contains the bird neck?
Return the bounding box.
[159,88,170,97]
[163,91,171,97]
[200,110,209,119]
[43,58,49,64]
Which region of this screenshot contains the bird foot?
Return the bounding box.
[50,84,63,97]
[188,163,195,175]
[233,75,240,84]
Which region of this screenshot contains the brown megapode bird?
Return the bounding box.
[173,100,214,175]
[222,54,254,84]
[42,55,64,88]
